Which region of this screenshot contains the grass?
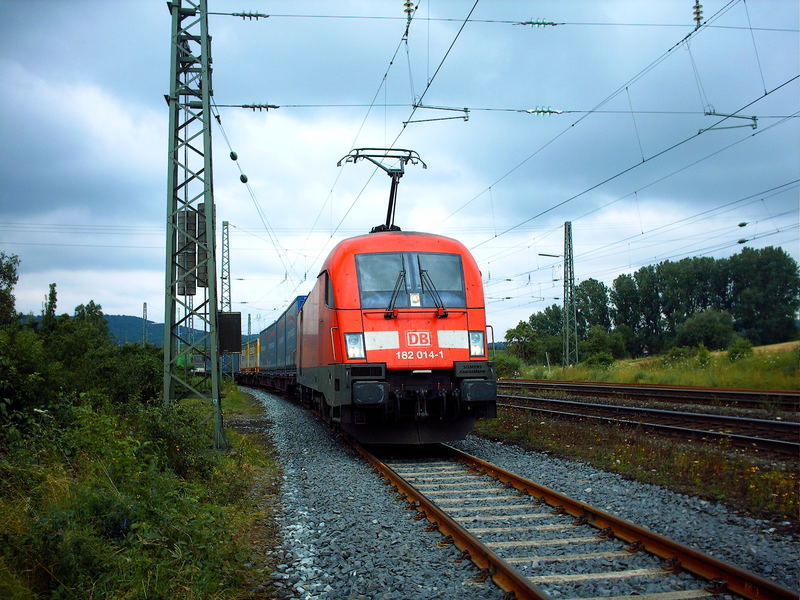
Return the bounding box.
[475,409,799,521]
[0,389,280,600]
[222,381,266,418]
[518,344,799,390]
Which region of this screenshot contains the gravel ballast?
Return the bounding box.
[245,388,504,600]
[245,386,798,597]
[450,435,800,592]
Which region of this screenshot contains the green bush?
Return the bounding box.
[0,400,256,599]
[0,327,67,427]
[695,344,712,368]
[582,352,614,368]
[727,336,754,361]
[494,352,524,378]
[661,345,698,365]
[674,309,735,350]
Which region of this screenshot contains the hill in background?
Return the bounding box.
[106,315,257,347]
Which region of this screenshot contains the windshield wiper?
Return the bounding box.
[420,269,448,318]
[384,269,406,318]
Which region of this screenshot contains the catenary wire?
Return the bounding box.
[209,101,297,286]
[481,109,800,268]
[481,179,798,288]
[209,11,797,33]
[468,76,799,251]
[303,0,480,273]
[443,0,742,225]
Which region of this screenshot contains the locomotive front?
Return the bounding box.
[297,231,496,444]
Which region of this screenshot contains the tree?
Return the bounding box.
[575,278,611,337]
[612,324,638,357]
[41,283,57,333]
[46,301,114,393]
[634,265,665,353]
[505,304,566,365]
[674,309,735,350]
[610,274,640,332]
[658,257,731,335]
[505,320,537,362]
[581,325,627,359]
[529,304,563,337]
[0,252,20,327]
[0,326,64,421]
[658,259,694,334]
[728,247,800,344]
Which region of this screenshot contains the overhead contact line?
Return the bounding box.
[443,0,741,226]
[306,0,480,273]
[469,76,799,251]
[210,11,798,33]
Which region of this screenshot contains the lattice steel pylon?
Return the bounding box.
[220,220,233,377]
[562,221,579,366]
[163,0,226,448]
[220,221,231,313]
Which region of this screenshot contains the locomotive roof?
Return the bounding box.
[319,230,473,275]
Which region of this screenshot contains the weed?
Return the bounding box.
[0,396,274,599]
[475,411,799,519]
[521,345,799,390]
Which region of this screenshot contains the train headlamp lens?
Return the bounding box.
[345,333,366,359]
[469,330,485,357]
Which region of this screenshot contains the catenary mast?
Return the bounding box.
[163,0,226,448]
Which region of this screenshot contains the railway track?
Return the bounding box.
[357,443,797,600]
[497,394,800,455]
[499,380,800,413]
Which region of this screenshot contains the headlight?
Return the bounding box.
[344,333,366,359]
[469,330,485,357]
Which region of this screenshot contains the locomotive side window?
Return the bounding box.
[323,271,335,308]
[356,252,466,309]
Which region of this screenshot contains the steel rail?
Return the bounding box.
[497,392,800,455]
[497,401,800,455]
[499,379,800,412]
[251,385,798,600]
[498,394,799,437]
[446,445,799,600]
[350,441,551,600]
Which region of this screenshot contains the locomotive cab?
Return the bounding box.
[297,231,497,444]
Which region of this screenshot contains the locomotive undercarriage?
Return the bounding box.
[299,361,497,444]
[239,361,496,444]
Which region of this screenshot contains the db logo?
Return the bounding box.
[406,331,431,347]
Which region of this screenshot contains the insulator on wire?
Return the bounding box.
[240,103,279,111]
[240,174,248,183]
[693,1,703,29]
[231,11,269,20]
[524,106,563,115]
[404,0,414,22]
[515,19,559,28]
[229,151,238,161]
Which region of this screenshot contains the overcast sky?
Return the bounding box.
[1,0,797,338]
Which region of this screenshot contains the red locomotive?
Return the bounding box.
[236,149,497,443]
[296,230,496,443]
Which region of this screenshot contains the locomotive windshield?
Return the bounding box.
[356,252,466,309]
